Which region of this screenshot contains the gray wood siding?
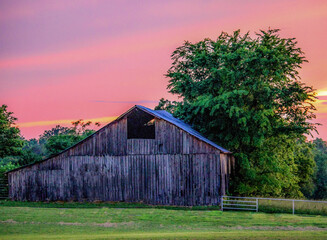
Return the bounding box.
[9,154,221,206]
[60,118,219,157]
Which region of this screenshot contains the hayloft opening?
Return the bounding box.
[127,109,155,139]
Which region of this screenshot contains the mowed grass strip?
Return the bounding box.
[0,203,326,239]
[2,231,327,240]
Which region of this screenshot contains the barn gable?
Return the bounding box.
[134,105,230,153]
[7,105,234,205]
[8,105,230,173]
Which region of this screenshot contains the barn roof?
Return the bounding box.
[133,105,231,153]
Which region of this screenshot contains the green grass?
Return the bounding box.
[259,199,327,215]
[0,201,326,239]
[222,198,327,215]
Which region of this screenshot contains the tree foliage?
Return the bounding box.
[157,29,317,197]
[40,120,100,157]
[18,138,45,166]
[312,138,327,199]
[293,139,316,197]
[0,105,23,158]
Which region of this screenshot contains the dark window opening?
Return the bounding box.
[127,109,155,139]
[158,143,163,153]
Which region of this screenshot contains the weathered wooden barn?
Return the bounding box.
[7,105,234,206]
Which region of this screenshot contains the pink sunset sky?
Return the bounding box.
[1,0,327,140]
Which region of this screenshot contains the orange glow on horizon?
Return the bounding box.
[17,116,118,128]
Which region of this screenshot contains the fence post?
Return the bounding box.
[292,200,295,215]
[256,198,258,212]
[221,196,224,211]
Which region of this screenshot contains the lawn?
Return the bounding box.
[222,197,327,215]
[0,201,326,239]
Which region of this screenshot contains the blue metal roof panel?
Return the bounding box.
[136,105,231,153]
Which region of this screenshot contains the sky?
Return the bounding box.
[0,0,327,140]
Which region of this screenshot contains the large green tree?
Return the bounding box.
[157,29,317,197]
[0,105,23,158]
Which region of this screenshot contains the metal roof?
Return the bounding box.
[136,105,231,153]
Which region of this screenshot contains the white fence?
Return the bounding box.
[221,196,327,215]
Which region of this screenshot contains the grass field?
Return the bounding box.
[259,199,327,215]
[222,197,327,215]
[0,201,327,239]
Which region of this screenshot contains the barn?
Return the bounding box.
[7,105,234,206]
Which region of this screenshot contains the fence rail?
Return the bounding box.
[221,196,327,215]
